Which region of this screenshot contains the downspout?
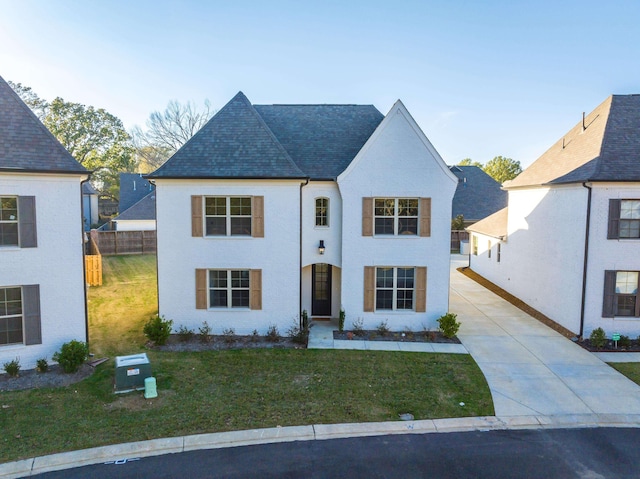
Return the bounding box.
[299,178,309,328]
[148,179,160,319]
[579,182,592,340]
[80,176,91,346]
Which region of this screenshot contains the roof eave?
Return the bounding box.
[145,174,310,181]
[0,167,89,175]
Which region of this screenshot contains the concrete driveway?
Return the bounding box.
[450,256,640,418]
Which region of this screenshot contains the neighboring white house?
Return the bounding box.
[148,92,457,335]
[0,76,89,370]
[468,95,640,338]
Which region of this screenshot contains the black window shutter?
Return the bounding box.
[18,196,37,248]
[23,284,42,345]
[602,271,616,317]
[607,199,621,239]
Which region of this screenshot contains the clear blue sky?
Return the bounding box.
[1,0,639,167]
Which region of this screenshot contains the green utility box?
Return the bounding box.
[114,353,151,393]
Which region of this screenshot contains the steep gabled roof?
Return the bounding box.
[254,104,384,179]
[450,166,507,221]
[113,192,156,221]
[506,95,640,188]
[148,92,306,179]
[0,76,87,174]
[119,172,155,212]
[466,207,508,239]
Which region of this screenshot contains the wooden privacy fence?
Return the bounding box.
[91,230,157,255]
[85,234,103,286]
[451,230,469,252]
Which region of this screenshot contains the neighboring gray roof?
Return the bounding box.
[507,95,640,188]
[148,92,384,180]
[119,172,155,212]
[254,104,384,179]
[82,182,98,195]
[113,192,156,221]
[450,166,507,221]
[466,207,508,239]
[149,92,306,179]
[0,76,87,174]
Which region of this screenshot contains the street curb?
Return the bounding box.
[3,414,640,478]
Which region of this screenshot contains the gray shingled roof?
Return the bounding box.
[254,104,384,179]
[466,207,508,239]
[0,76,87,174]
[82,182,98,195]
[149,92,306,179]
[113,192,156,221]
[507,95,640,188]
[119,172,155,212]
[450,166,507,221]
[148,92,384,180]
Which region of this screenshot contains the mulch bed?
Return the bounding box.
[333,330,460,343]
[150,333,306,352]
[0,364,95,392]
[577,339,640,353]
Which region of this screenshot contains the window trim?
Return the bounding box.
[373,197,419,236]
[0,286,23,346]
[0,196,19,247]
[374,266,416,312]
[315,197,329,227]
[204,196,252,237]
[472,235,478,256]
[207,269,251,309]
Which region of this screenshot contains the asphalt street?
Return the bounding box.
[34,427,640,478]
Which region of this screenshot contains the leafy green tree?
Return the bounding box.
[458,158,483,167]
[483,156,522,183]
[7,81,48,120]
[451,214,465,230]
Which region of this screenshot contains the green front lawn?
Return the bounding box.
[611,363,640,385]
[0,254,494,463]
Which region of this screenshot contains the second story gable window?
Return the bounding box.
[205,197,252,236]
[374,198,418,235]
[0,197,18,247]
[315,197,329,227]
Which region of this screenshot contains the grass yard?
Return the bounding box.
[0,254,494,463]
[87,254,158,356]
[611,363,640,385]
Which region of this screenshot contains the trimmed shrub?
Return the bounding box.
[338,308,346,333]
[287,320,309,345]
[266,324,280,342]
[199,321,212,343]
[438,313,461,339]
[376,320,390,335]
[222,328,236,344]
[352,318,365,337]
[36,358,49,373]
[143,315,173,345]
[53,340,89,373]
[3,357,20,377]
[589,327,607,349]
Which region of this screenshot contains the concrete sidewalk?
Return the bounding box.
[450,255,640,417]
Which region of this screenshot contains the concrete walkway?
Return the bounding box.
[450,255,640,417]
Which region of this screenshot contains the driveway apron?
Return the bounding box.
[450,256,640,417]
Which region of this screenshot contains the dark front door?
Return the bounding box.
[312,263,332,316]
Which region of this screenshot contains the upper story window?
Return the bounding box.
[205,197,252,236]
[315,197,329,227]
[0,197,19,247]
[0,287,22,345]
[607,199,640,239]
[374,198,418,235]
[620,200,640,238]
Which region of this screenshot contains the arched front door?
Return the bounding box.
[312,263,332,316]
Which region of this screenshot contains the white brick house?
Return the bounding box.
[468,95,640,338]
[0,76,89,370]
[148,92,457,334]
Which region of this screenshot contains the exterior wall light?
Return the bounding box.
[318,240,325,255]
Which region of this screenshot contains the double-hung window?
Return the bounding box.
[620,200,640,239]
[209,270,250,308]
[603,270,640,317]
[374,198,418,235]
[0,197,19,247]
[315,198,329,227]
[205,197,252,236]
[375,267,414,311]
[0,287,22,345]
